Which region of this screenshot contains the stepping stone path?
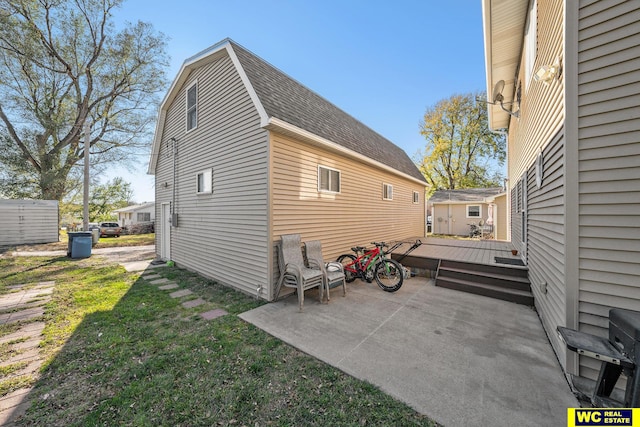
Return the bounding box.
[0,281,55,426]
[141,272,228,319]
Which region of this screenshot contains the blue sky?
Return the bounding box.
[109,0,487,202]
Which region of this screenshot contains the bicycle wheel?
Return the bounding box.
[337,254,357,283]
[374,259,404,292]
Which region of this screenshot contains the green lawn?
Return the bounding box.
[11,232,155,252]
[0,256,437,426]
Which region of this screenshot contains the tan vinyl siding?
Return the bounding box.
[507,0,565,186]
[270,132,425,264]
[155,53,269,299]
[0,200,59,245]
[525,129,566,366]
[576,0,640,381]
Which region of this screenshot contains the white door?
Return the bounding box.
[161,203,171,260]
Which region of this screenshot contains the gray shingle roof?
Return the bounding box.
[428,187,505,203]
[230,41,425,183]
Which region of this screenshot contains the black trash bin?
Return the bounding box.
[67,232,93,257]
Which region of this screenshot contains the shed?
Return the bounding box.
[0,199,59,246]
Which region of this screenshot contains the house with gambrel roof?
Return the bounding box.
[148,38,426,300]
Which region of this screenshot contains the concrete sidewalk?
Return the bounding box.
[240,277,578,426]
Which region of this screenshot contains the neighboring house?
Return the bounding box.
[428,188,507,239]
[482,0,640,391]
[148,38,427,301]
[0,199,58,245]
[113,202,155,227]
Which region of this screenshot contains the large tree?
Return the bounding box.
[417,92,506,192]
[60,176,133,223]
[0,0,168,201]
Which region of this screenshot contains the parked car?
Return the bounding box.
[99,222,122,237]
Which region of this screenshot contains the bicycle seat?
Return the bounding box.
[351,246,366,253]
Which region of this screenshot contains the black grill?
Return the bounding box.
[558,308,640,407]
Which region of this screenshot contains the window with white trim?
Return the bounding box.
[383,183,393,200]
[318,166,340,193]
[196,169,212,194]
[524,0,537,88]
[137,212,151,222]
[186,82,197,131]
[412,191,420,204]
[466,205,481,218]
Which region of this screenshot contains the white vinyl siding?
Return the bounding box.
[155,53,269,299]
[576,0,640,381]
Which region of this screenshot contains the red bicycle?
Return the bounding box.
[336,242,404,292]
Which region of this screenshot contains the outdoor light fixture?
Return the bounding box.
[534,57,562,85]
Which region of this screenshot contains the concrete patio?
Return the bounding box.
[240,276,579,426]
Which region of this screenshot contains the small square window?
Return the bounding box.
[318,166,340,193]
[383,183,393,200]
[413,191,420,204]
[186,83,197,131]
[467,205,481,218]
[196,169,212,194]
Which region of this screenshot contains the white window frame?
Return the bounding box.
[318,165,341,193]
[412,191,420,204]
[382,183,393,201]
[186,81,198,132]
[524,0,537,88]
[196,168,212,194]
[466,204,482,218]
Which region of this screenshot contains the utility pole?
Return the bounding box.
[83,122,90,231]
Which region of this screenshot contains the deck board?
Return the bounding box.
[391,237,520,268]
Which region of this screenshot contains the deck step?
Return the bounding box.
[437,266,531,292]
[436,276,534,306]
[435,259,533,306]
[439,259,528,278]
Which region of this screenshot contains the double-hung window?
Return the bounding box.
[186,82,197,131]
[318,166,340,193]
[383,183,393,200]
[196,169,212,194]
[413,191,420,204]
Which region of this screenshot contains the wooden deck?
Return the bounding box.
[390,237,521,271]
